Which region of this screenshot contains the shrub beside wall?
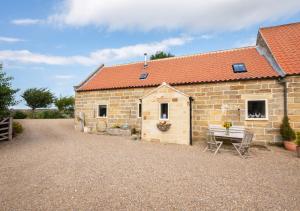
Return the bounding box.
[12,121,23,137]
[12,109,73,119]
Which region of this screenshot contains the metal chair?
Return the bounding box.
[203,131,223,156]
[232,131,254,158]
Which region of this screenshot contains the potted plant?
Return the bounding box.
[223,121,232,135]
[296,132,300,158]
[280,117,296,151]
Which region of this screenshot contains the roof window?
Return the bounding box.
[232,63,247,73]
[139,72,149,80]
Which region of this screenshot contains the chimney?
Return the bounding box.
[144,53,148,68]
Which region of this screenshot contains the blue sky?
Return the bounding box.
[1,0,300,108]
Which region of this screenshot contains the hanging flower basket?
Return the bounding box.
[157,121,171,132]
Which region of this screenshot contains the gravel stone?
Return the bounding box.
[0,119,299,210]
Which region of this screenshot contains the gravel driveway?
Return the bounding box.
[0,119,299,210]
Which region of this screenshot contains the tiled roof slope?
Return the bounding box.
[77,47,278,91]
[259,22,300,75]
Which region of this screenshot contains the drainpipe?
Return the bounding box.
[279,78,288,118]
[139,98,142,140]
[189,97,194,145]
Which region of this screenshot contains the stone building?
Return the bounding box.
[74,22,300,145]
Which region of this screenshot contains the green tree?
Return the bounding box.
[0,66,19,117]
[22,88,54,112]
[55,96,75,116]
[150,51,175,60]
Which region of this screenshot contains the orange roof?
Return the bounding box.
[77,47,278,91]
[259,22,300,75]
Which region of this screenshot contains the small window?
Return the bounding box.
[98,105,107,117]
[160,103,168,119]
[139,72,149,80]
[138,103,142,118]
[246,100,268,120]
[232,63,247,73]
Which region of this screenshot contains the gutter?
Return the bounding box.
[189,97,194,145]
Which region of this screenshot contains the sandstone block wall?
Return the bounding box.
[175,79,284,143]
[76,78,286,144]
[75,88,149,132]
[142,84,190,145]
[287,75,300,132]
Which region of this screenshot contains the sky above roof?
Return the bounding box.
[1,0,300,108]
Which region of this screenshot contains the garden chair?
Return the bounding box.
[203,131,223,156]
[232,131,254,158]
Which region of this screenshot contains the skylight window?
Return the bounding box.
[139,72,149,80]
[232,63,247,73]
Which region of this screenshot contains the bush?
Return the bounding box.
[280,116,296,141]
[54,96,74,117]
[13,121,23,137]
[35,110,63,119]
[13,111,27,119]
[112,125,121,128]
[296,132,300,146]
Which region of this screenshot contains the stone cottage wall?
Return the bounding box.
[175,79,284,143]
[142,84,190,145]
[287,75,300,132]
[75,78,285,144]
[75,88,149,132]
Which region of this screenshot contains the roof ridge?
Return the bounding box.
[259,21,300,31]
[105,46,256,68]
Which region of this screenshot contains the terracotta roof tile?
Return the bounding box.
[77,47,278,91]
[259,22,300,75]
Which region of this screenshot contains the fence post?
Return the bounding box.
[8,117,13,141]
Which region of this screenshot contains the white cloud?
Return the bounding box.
[11,18,44,26]
[234,36,257,47]
[0,36,24,43]
[49,0,300,31]
[0,36,191,66]
[54,75,75,79]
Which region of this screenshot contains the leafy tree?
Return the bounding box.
[55,96,75,116]
[0,67,19,117]
[22,88,54,111]
[150,51,175,60]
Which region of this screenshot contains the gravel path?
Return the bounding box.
[0,119,299,210]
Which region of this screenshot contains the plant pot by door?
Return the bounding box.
[296,146,300,158]
[283,141,297,152]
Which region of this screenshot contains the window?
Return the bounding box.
[232,63,247,73]
[246,100,268,120]
[139,72,149,80]
[138,103,142,118]
[160,103,169,119]
[98,105,107,117]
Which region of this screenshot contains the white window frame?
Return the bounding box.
[97,104,108,118]
[138,102,142,118]
[245,99,268,121]
[159,103,169,120]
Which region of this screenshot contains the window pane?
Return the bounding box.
[99,105,107,117]
[139,72,149,80]
[247,101,266,118]
[160,103,168,119]
[138,103,142,118]
[232,63,247,73]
